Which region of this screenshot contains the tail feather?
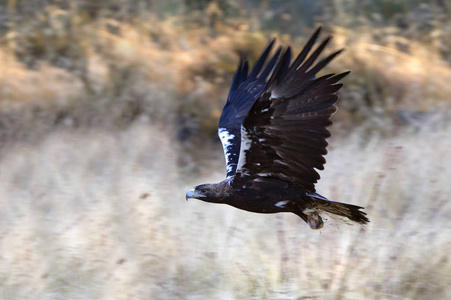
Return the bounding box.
[307,192,369,224]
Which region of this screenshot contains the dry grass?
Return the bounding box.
[0,122,450,299]
[1,5,451,299]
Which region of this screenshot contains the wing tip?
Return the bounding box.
[268,37,277,46]
[311,26,322,40]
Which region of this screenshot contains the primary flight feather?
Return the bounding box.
[186,27,369,229]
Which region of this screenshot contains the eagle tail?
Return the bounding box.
[306,192,369,224]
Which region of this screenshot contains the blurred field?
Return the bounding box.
[1,124,450,299]
[1,1,451,299]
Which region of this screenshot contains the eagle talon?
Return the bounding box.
[303,208,324,230]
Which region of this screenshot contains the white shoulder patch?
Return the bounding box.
[218,127,236,175]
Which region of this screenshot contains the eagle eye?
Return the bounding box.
[200,189,207,194]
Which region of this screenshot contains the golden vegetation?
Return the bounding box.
[0,4,450,139]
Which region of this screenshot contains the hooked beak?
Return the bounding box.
[186,188,207,201]
[185,189,195,201]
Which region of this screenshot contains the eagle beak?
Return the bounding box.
[185,189,195,201]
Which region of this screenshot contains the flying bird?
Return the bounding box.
[186,28,369,229]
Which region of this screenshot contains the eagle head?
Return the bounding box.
[185,182,228,203]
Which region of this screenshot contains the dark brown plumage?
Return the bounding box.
[186,27,369,229]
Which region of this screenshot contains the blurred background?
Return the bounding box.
[0,0,450,299]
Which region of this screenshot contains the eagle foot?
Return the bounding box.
[303,208,324,230]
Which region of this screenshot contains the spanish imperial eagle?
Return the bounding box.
[185,28,369,229]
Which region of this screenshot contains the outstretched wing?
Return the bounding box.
[236,27,349,192]
[218,40,281,178]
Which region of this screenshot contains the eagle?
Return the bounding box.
[185,28,369,229]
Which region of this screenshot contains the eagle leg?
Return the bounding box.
[303,208,324,230]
